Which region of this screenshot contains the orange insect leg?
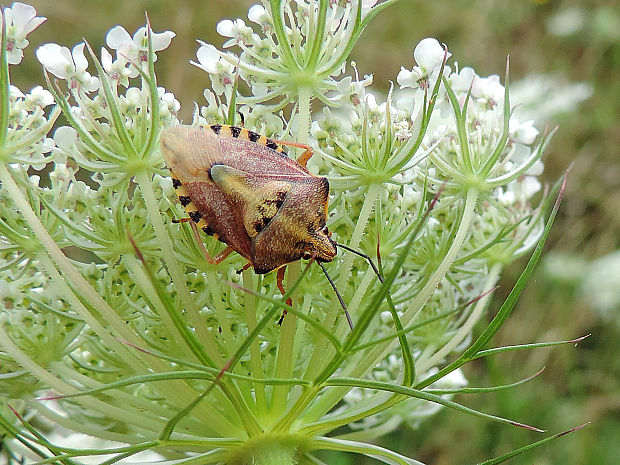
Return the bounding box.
[175,217,234,265]
[271,139,314,168]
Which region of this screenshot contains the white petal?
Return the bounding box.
[106,25,133,50]
[248,4,266,24]
[195,44,222,74]
[9,3,46,40]
[513,120,539,145]
[53,126,78,151]
[450,66,476,92]
[101,47,113,70]
[525,160,544,176]
[132,27,148,49]
[473,75,504,102]
[414,38,447,70]
[521,176,542,197]
[396,67,417,88]
[71,43,89,73]
[510,143,531,164]
[151,30,176,51]
[7,48,25,65]
[36,43,74,79]
[9,3,37,30]
[82,74,100,92]
[216,19,235,38]
[9,85,25,99]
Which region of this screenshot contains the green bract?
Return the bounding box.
[0,1,576,464]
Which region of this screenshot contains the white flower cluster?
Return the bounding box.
[32,24,180,177]
[0,4,54,169]
[307,37,553,428]
[1,2,584,463]
[193,1,383,113]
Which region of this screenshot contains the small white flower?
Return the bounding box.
[158,87,180,114]
[193,44,235,95]
[101,47,131,86]
[508,175,541,200]
[471,74,504,107]
[397,67,423,89]
[449,66,477,93]
[248,4,268,26]
[106,25,175,76]
[2,2,46,64]
[509,119,539,145]
[497,187,516,206]
[546,7,585,37]
[36,43,99,92]
[397,38,450,90]
[194,44,228,74]
[24,85,54,110]
[9,84,25,99]
[216,18,255,47]
[414,38,448,71]
[120,87,141,110]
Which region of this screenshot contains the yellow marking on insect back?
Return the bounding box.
[174,183,189,198]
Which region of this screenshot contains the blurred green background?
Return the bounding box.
[12,0,619,463]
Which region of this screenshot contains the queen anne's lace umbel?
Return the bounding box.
[0,2,579,464]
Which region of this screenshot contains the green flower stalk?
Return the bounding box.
[1,1,582,464]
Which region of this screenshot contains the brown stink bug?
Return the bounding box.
[160,124,381,328]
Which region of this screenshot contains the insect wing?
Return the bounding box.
[210,164,292,238]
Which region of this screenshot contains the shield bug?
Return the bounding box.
[161,124,381,328]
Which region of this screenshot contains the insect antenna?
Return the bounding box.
[333,241,384,283]
[317,261,354,331]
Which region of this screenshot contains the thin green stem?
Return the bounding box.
[134,171,223,366]
[269,85,313,418]
[307,188,479,419]
[0,16,9,145]
[243,269,268,415]
[417,263,501,373]
[303,182,379,383]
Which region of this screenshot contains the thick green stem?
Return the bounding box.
[270,86,313,419]
[250,440,298,465]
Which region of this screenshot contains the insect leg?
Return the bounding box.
[181,218,235,265]
[271,139,314,168]
[276,265,291,325]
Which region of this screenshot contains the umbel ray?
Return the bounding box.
[160,123,383,329]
